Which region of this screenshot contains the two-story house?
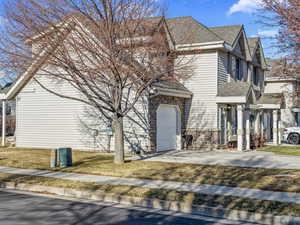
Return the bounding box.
[260,59,300,143]
[0,16,272,152]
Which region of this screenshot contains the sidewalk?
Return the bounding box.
[1,166,300,205]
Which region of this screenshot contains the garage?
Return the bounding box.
[156,105,179,152]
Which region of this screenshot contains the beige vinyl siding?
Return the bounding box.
[16,73,149,151]
[264,81,294,94]
[264,80,296,128]
[180,51,218,130]
[123,95,150,151]
[16,76,94,150]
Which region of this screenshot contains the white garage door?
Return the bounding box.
[157,105,177,151]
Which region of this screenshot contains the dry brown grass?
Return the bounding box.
[0,148,300,193]
[0,172,299,217]
[260,146,300,156]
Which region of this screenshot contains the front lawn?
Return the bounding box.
[0,148,300,193]
[259,146,300,156]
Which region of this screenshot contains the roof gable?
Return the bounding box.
[247,37,267,69]
[210,25,242,46]
[166,17,222,45]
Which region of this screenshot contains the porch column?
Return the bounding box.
[224,109,228,145]
[245,109,251,150]
[2,100,6,146]
[273,110,279,145]
[260,111,265,139]
[237,105,244,151]
[278,114,282,145]
[255,111,261,137]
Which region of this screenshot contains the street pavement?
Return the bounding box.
[0,189,259,225]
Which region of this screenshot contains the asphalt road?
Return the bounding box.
[0,190,259,225]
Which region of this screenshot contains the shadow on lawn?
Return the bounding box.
[0,152,300,220]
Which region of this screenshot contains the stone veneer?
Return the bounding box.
[149,95,186,152]
[183,129,219,150]
[148,95,222,152]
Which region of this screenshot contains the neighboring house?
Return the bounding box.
[261,58,300,141]
[0,16,272,152]
[0,82,16,135]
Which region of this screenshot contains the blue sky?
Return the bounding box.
[0,0,278,58]
[162,0,278,58]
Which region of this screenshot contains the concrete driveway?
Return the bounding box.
[139,151,300,170]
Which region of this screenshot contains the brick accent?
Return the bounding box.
[149,95,186,152]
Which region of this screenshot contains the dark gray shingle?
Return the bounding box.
[217,81,251,97]
[210,25,243,46]
[257,93,283,105]
[152,80,191,93]
[166,17,223,45]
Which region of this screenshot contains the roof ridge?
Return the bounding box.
[166,16,193,20]
[210,24,243,29]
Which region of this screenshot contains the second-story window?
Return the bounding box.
[253,67,259,86]
[227,53,232,74]
[235,58,243,80]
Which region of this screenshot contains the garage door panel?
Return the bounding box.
[157,105,177,151]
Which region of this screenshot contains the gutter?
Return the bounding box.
[175,41,225,51]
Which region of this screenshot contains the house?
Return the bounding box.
[0,16,273,152]
[260,58,300,142]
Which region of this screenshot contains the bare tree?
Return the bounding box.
[0,0,192,164]
[261,0,300,75]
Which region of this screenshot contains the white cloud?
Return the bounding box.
[228,0,286,15]
[227,0,263,15]
[257,29,278,37]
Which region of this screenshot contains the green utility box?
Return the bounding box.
[58,148,72,167]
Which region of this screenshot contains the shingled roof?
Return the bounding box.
[217,81,251,97]
[210,25,243,46]
[166,17,223,45]
[152,80,191,93]
[257,93,283,105]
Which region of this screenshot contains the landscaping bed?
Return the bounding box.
[0,148,300,193]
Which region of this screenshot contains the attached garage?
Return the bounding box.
[156,105,180,152]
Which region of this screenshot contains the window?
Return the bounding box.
[253,67,259,86]
[235,58,243,80]
[227,53,232,74]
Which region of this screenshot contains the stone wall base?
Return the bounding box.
[182,130,220,151]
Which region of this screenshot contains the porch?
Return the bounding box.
[216,83,283,151]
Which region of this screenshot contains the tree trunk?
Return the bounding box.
[113,116,125,164]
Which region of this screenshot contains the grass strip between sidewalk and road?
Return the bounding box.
[0,172,300,217]
[0,148,300,193]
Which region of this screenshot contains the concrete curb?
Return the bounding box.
[1,181,299,225]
